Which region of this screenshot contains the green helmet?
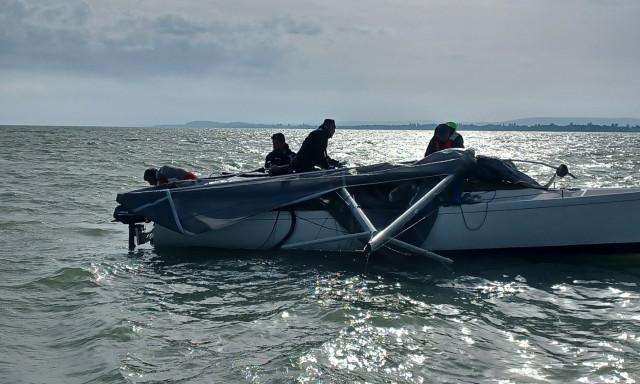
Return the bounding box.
[445,121,457,133]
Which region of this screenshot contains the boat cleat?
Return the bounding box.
[461,193,483,204]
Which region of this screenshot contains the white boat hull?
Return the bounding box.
[150,187,640,252]
[153,210,361,251]
[422,188,640,251]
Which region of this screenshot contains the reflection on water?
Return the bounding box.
[1,126,639,383]
[85,249,640,383]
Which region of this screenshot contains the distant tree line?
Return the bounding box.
[165,120,640,132]
[453,122,640,133]
[344,122,640,132]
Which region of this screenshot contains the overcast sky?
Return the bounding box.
[1,0,639,126]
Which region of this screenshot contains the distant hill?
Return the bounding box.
[497,117,640,127]
[460,123,640,132]
[339,119,438,126]
[156,118,640,132]
[183,121,304,128]
[171,120,439,128]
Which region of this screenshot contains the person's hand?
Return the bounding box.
[328,158,343,168]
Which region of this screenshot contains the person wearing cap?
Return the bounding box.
[264,132,296,175]
[290,118,342,173]
[143,165,198,185]
[424,121,464,157]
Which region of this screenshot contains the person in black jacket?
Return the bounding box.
[290,119,342,173]
[424,122,464,157]
[264,132,295,168]
[264,132,296,175]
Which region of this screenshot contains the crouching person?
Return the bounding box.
[144,165,198,185]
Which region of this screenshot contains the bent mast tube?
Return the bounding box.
[387,238,453,264]
[338,188,377,234]
[365,174,455,254]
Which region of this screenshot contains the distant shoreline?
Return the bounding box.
[156,121,640,132]
[2,123,640,132]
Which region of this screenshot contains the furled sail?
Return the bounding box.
[116,149,541,236]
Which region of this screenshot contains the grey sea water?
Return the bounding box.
[1,125,639,383]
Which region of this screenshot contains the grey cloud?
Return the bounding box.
[72,2,91,24]
[152,14,207,36]
[0,2,320,78]
[40,6,64,23]
[0,0,27,20]
[262,16,322,36]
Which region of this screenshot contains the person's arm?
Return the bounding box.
[319,153,331,169]
[424,138,436,157]
[319,140,332,169]
[308,130,330,169]
[265,152,273,168]
[327,157,342,168]
[287,149,296,163]
[452,135,464,149]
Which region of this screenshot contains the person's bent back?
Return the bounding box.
[424,122,464,157]
[290,119,340,173]
[144,165,197,185]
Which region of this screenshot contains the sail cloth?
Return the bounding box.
[472,156,543,188]
[116,149,478,235]
[116,149,541,236]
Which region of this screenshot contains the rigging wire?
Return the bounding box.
[258,210,281,249]
[293,214,350,237]
[459,190,497,231]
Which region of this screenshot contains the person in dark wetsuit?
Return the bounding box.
[264,132,296,175]
[143,165,198,185]
[424,122,464,157]
[290,119,342,173]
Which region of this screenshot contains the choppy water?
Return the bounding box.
[1,125,639,383]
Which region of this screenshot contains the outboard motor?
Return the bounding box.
[113,205,152,249]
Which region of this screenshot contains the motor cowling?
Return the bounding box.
[113,205,146,225]
[113,205,152,249]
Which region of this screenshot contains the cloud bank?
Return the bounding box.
[1,0,639,125]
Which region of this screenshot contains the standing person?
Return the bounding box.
[264,132,296,175]
[290,119,342,173]
[143,165,198,185]
[424,122,464,157]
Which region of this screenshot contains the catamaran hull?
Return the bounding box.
[152,210,362,251]
[150,187,640,252]
[423,188,640,251]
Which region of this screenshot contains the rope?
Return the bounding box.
[459,190,496,231]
